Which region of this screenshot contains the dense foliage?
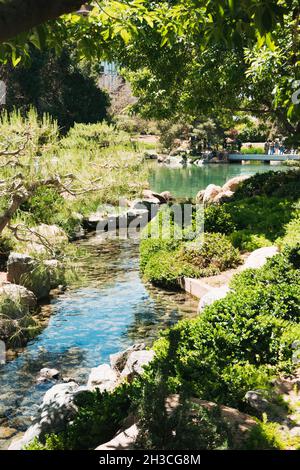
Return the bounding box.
[140,216,241,289]
[28,245,300,450]
[3,48,109,132]
[0,109,149,242]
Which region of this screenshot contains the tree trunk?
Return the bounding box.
[0,191,28,234]
[0,0,83,43]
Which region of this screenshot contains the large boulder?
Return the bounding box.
[110,343,146,373]
[203,185,222,204]
[196,190,205,203]
[0,284,37,314]
[160,191,173,202]
[7,253,35,285]
[95,424,139,450]
[222,175,250,192]
[37,368,60,383]
[245,391,270,413]
[198,285,230,313]
[9,382,86,450]
[7,253,51,300]
[121,350,155,379]
[24,224,68,255]
[242,246,279,270]
[87,364,119,392]
[212,190,234,204]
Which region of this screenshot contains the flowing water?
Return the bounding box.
[0,235,198,448]
[0,162,292,448]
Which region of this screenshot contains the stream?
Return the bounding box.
[0,161,292,448]
[0,235,198,448]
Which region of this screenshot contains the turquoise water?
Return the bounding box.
[149,163,288,198]
[0,236,197,446]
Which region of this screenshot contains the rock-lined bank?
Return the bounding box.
[0,189,173,351]
[0,234,198,450]
[9,343,154,450]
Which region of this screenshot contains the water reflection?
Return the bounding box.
[149,163,290,198]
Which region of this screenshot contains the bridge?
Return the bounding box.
[228,154,300,163]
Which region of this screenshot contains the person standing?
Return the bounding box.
[264,141,270,155]
[275,138,280,155]
[279,140,285,155]
[269,140,275,155]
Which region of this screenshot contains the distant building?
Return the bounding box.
[98,61,136,115]
[98,61,120,92]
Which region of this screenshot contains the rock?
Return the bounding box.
[0,426,17,439]
[196,190,205,203]
[245,390,270,413]
[9,382,84,450]
[121,350,155,379]
[202,184,222,204]
[7,252,51,300]
[87,364,119,392]
[37,368,60,383]
[198,285,231,312]
[160,191,173,202]
[158,155,170,164]
[44,259,63,289]
[290,427,300,438]
[222,175,250,192]
[95,424,139,450]
[144,152,158,160]
[141,190,172,204]
[168,156,185,167]
[0,284,37,313]
[242,246,279,270]
[212,190,234,204]
[110,343,146,373]
[25,224,68,254]
[7,253,35,285]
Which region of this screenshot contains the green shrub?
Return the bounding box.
[229,230,272,251]
[144,250,300,407]
[140,237,181,274]
[277,216,300,250]
[180,234,241,271]
[220,363,275,407]
[230,253,300,291]
[233,170,300,200]
[243,418,285,450]
[19,186,78,236]
[204,205,237,235]
[60,122,132,150]
[26,385,131,450]
[143,250,196,289]
[142,233,240,289]
[226,196,293,241]
[135,378,229,450]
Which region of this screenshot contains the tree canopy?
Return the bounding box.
[0,0,299,138]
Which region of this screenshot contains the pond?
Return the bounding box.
[149,162,290,198]
[0,235,198,449]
